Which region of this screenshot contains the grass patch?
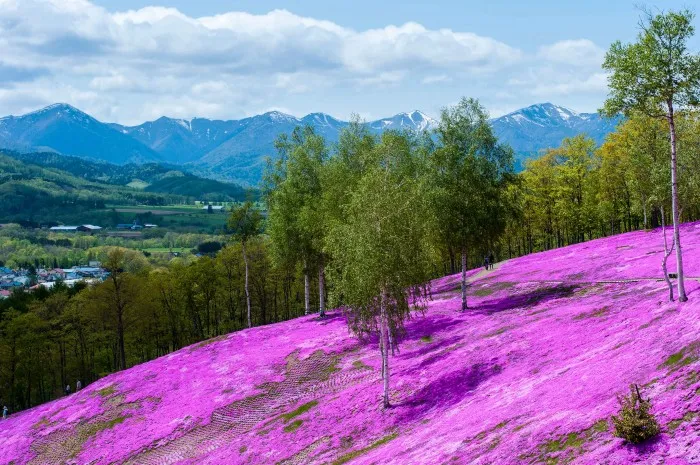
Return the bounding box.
[99,416,127,431]
[32,417,50,429]
[470,281,515,297]
[191,334,229,351]
[483,326,513,338]
[574,306,609,320]
[591,420,609,433]
[659,342,700,371]
[126,180,150,189]
[96,385,116,398]
[239,446,247,454]
[420,335,433,343]
[330,432,398,465]
[281,400,318,422]
[668,411,698,434]
[352,360,371,370]
[520,418,608,464]
[283,420,303,433]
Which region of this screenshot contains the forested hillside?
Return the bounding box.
[5,151,250,202]
[0,153,175,224]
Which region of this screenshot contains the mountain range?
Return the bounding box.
[0,103,621,186]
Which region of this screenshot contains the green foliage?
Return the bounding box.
[6,151,251,202]
[197,241,223,255]
[0,153,173,224]
[602,9,700,117]
[0,234,316,414]
[326,130,433,342]
[227,201,262,245]
[501,109,700,257]
[611,385,660,443]
[428,98,515,258]
[266,126,327,274]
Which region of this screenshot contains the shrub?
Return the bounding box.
[611,384,660,443]
[197,241,223,255]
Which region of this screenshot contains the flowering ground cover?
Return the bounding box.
[2,224,700,464]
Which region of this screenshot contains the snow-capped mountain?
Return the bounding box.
[491,103,622,159]
[0,102,621,186]
[109,117,244,164]
[0,104,162,164]
[367,111,438,133]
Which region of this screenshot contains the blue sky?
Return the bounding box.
[1,0,698,124]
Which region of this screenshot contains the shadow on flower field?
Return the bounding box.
[3,222,700,464]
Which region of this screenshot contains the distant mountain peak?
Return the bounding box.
[498,103,586,128]
[370,110,437,132]
[491,102,623,167]
[38,102,80,112]
[12,103,87,120]
[301,112,343,128]
[0,102,621,185]
[264,111,299,123]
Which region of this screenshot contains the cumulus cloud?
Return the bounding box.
[0,0,608,122]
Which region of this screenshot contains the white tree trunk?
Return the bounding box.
[380,287,390,408]
[461,247,468,312]
[642,195,648,230]
[661,207,675,302]
[243,242,252,328]
[304,260,310,315]
[668,105,687,302]
[318,261,326,317]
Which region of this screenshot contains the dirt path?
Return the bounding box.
[467,260,507,283]
[466,259,700,286]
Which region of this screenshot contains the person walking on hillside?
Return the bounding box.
[483,256,489,270]
[2,405,8,419]
[489,253,495,270]
[76,380,82,391]
[65,384,71,396]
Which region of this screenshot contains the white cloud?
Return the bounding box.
[356,71,406,87]
[538,39,605,68]
[422,75,451,84]
[89,73,135,91]
[530,72,609,96]
[0,0,608,123]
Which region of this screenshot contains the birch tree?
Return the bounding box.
[602,8,700,302]
[428,98,514,311]
[327,131,432,408]
[267,127,328,316]
[228,201,262,328]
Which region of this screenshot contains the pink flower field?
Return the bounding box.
[2,224,700,465]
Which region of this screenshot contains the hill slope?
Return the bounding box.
[4,151,250,201]
[4,223,700,464]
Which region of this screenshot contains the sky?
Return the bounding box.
[0,0,698,125]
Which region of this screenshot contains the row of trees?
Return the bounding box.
[0,242,318,411]
[265,99,514,407]
[0,224,226,269]
[504,112,700,259]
